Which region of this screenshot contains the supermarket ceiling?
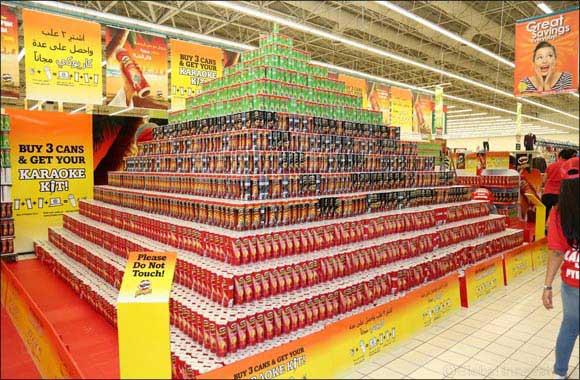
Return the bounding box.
[7,1,580,135]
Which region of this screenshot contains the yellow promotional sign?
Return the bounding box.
[22,9,102,104]
[200,273,460,379]
[464,255,504,307]
[117,251,177,379]
[504,247,534,284]
[338,74,369,109]
[434,85,444,137]
[465,153,478,175]
[531,239,549,270]
[7,109,93,253]
[486,152,510,169]
[1,5,19,98]
[1,263,84,378]
[525,193,546,240]
[170,39,224,110]
[390,87,413,133]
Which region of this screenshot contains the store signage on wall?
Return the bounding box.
[1,5,19,99]
[7,109,93,253]
[22,9,102,104]
[170,39,224,111]
[390,87,413,133]
[514,6,579,96]
[117,251,176,379]
[105,26,168,110]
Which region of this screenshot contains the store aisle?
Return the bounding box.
[1,307,41,379]
[339,269,580,379]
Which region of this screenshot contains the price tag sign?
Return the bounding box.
[117,252,176,379]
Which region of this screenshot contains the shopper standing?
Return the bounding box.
[542,149,577,220]
[542,156,579,380]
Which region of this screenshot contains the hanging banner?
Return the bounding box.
[22,9,102,104]
[7,109,93,253]
[390,87,413,133]
[433,86,444,136]
[515,6,579,96]
[170,39,224,110]
[412,93,433,138]
[105,27,168,110]
[338,74,368,109]
[1,5,19,99]
[367,82,390,125]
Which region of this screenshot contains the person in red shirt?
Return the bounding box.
[543,156,579,379]
[542,149,577,219]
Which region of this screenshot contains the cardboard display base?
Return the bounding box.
[2,241,544,379]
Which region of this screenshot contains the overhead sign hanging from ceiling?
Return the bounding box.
[514,6,579,97]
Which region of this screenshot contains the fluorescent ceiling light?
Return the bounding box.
[206,1,577,120]
[446,106,456,109]
[70,105,86,114]
[24,1,578,132]
[537,2,553,14]
[375,1,514,67]
[18,49,25,62]
[447,109,472,114]
[447,112,488,118]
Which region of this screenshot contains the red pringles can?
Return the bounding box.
[116,49,151,97]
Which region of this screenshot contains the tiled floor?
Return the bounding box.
[339,269,580,379]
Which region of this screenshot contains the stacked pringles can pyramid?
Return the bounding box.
[34,26,525,379]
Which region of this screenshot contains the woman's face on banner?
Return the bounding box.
[533,46,556,78]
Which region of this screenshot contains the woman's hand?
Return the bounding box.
[542,289,553,309]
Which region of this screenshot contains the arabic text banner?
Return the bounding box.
[170,39,224,110]
[7,109,93,253]
[515,7,579,96]
[1,5,19,99]
[22,9,102,104]
[106,27,168,110]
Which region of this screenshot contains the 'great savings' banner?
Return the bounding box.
[515,7,579,96]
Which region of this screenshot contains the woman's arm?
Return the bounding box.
[542,250,564,309]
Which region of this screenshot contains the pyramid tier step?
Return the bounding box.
[138,128,411,156]
[57,212,505,306]
[93,185,471,231]
[123,150,436,175]
[35,227,524,358]
[108,170,456,201]
[79,199,490,264]
[33,239,428,377]
[162,111,392,140]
